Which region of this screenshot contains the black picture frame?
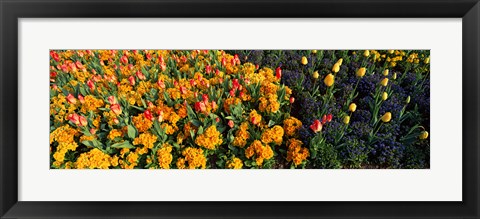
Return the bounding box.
[1,0,479,218]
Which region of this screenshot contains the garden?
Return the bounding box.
[50,49,430,169]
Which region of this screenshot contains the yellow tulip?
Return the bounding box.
[336,58,343,65]
[312,50,317,54]
[349,103,357,112]
[381,112,392,123]
[383,69,389,76]
[313,71,319,79]
[382,92,388,101]
[356,67,366,78]
[324,73,334,87]
[363,50,370,57]
[343,116,350,124]
[388,50,394,54]
[406,96,411,104]
[419,131,429,139]
[380,78,389,87]
[393,73,397,80]
[424,57,430,64]
[301,56,308,65]
[332,63,340,73]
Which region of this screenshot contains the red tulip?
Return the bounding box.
[232,78,240,90]
[50,71,57,78]
[326,114,333,122]
[79,116,88,127]
[180,86,187,95]
[275,67,282,80]
[110,104,122,115]
[66,94,76,104]
[251,116,258,125]
[146,53,152,60]
[290,97,295,104]
[121,55,128,65]
[78,94,85,103]
[229,89,235,97]
[157,79,165,89]
[190,79,196,87]
[202,94,209,103]
[228,120,234,128]
[194,101,206,112]
[75,61,84,69]
[68,113,80,125]
[87,80,95,90]
[221,57,227,66]
[51,51,60,62]
[144,110,153,120]
[128,76,135,86]
[136,71,146,80]
[108,96,117,104]
[205,65,212,74]
[310,120,323,133]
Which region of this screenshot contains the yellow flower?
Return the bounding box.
[301,56,308,65]
[349,103,357,112]
[343,115,350,124]
[332,63,340,73]
[195,125,223,150]
[75,148,112,169]
[380,78,389,87]
[283,116,302,137]
[356,67,366,77]
[382,92,388,101]
[313,71,319,79]
[312,50,317,54]
[157,143,173,169]
[181,147,206,169]
[336,58,343,65]
[383,69,389,76]
[363,50,370,57]
[388,50,395,54]
[324,74,334,87]
[406,96,411,104]
[392,73,397,80]
[424,57,430,64]
[133,132,157,149]
[419,131,429,139]
[381,112,392,123]
[226,157,243,169]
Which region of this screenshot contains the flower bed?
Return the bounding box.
[50,49,430,169]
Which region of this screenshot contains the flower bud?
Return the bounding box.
[406,96,411,104]
[87,79,95,90]
[324,74,334,87]
[349,103,357,112]
[144,110,153,121]
[343,115,350,124]
[128,76,135,86]
[228,120,234,128]
[68,113,80,125]
[275,67,282,80]
[383,69,389,76]
[332,63,340,73]
[66,94,76,104]
[424,57,430,64]
[312,50,317,54]
[388,50,394,54]
[363,50,370,57]
[336,58,343,65]
[356,67,366,78]
[382,92,388,101]
[393,73,397,80]
[419,131,429,139]
[380,78,389,87]
[78,94,85,104]
[301,56,308,65]
[290,97,295,104]
[381,112,392,123]
[313,71,319,79]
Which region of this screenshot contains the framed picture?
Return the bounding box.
[1,0,479,218]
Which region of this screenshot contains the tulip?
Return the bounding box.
[87,80,95,90]
[68,113,80,125]
[381,112,392,123]
[383,69,389,76]
[310,120,323,133]
[336,58,343,65]
[324,74,334,87]
[202,94,209,103]
[158,110,164,122]
[332,63,340,73]
[136,71,146,80]
[321,115,327,124]
[326,114,332,122]
[275,67,282,80]
[424,57,430,64]
[419,131,429,139]
[205,65,212,74]
[382,92,388,101]
[313,71,319,79]
[144,110,153,121]
[251,116,259,125]
[212,101,217,110]
[356,67,366,77]
[157,80,166,89]
[66,94,76,104]
[363,50,370,57]
[312,50,317,54]
[215,117,220,123]
[108,96,117,104]
[74,95,83,104]
[110,104,122,115]
[128,76,135,86]
[90,128,96,135]
[79,116,88,127]
[388,50,394,54]
[194,101,206,113]
[221,57,227,66]
[392,73,397,80]
[349,103,357,112]
[75,61,84,69]
[229,89,235,97]
[301,56,308,65]
[121,55,128,65]
[343,116,350,124]
[180,86,187,95]
[406,96,411,104]
[113,118,120,124]
[51,51,60,62]
[380,78,389,87]
[290,97,295,104]
[228,120,234,128]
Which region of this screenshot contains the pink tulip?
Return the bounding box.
[121,55,128,65]
[66,94,76,104]
[128,76,135,86]
[110,104,122,115]
[228,120,234,128]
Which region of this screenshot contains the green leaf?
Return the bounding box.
[267,120,275,127]
[127,125,137,139]
[111,141,135,149]
[197,126,204,135]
